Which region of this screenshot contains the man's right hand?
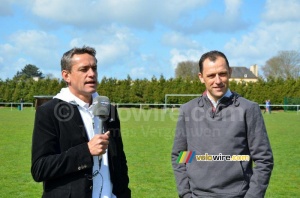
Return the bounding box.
[88,131,110,156]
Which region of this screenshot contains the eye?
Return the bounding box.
[219,72,227,77]
[80,68,88,72]
[207,74,215,78]
[92,66,97,71]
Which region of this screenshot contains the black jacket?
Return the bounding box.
[31,99,131,198]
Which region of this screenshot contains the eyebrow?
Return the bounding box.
[205,70,227,76]
[78,65,97,69]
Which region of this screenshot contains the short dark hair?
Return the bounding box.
[61,46,97,72]
[198,50,230,73]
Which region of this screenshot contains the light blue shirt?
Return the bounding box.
[207,89,232,108]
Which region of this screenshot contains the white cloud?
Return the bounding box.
[0,44,17,79]
[69,25,139,68]
[8,30,61,69]
[170,49,203,69]
[31,0,101,26]
[263,0,300,22]
[2,0,300,81]
[97,43,131,65]
[130,67,147,79]
[0,57,28,80]
[162,32,201,49]
[69,38,132,67]
[10,30,58,48]
[224,0,242,18]
[224,0,300,68]
[0,30,62,79]
[14,58,28,71]
[0,43,17,56]
[173,0,248,34]
[30,0,208,30]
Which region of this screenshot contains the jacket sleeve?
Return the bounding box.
[171,107,192,198]
[109,106,131,198]
[31,103,93,182]
[244,103,274,198]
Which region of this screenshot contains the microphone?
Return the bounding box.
[92,96,110,161]
[92,96,110,129]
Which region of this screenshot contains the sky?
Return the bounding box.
[1,0,300,80]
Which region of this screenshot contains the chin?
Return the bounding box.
[84,88,96,94]
[86,85,97,90]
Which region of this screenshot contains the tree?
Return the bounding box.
[175,61,199,79]
[262,50,300,80]
[14,64,44,79]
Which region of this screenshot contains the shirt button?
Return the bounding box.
[78,166,81,170]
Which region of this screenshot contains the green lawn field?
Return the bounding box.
[0,107,299,197]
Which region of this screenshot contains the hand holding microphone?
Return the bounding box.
[88,96,111,157]
[88,131,110,156]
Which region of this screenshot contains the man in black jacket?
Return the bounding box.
[31,46,131,198]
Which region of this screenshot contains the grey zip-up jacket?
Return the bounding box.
[171,92,273,198]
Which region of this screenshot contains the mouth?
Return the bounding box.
[213,86,224,91]
[85,81,96,85]
[214,85,224,88]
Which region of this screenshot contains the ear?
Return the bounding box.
[198,73,204,83]
[62,70,71,84]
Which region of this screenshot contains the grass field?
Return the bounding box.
[0,107,299,197]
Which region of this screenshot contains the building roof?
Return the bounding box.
[231,67,257,79]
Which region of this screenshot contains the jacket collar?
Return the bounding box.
[198,90,240,108]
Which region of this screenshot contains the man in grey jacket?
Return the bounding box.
[171,51,273,198]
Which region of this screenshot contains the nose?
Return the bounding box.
[215,74,222,84]
[87,67,96,77]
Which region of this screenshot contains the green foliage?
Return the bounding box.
[14,64,44,79]
[0,78,65,103]
[0,75,300,106]
[229,77,300,105]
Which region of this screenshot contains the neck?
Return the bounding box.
[68,87,92,104]
[206,92,222,103]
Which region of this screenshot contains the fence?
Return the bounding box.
[115,103,299,114]
[259,104,299,114]
[283,97,300,111]
[0,102,299,114]
[0,102,34,111]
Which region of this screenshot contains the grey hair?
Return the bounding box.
[61,46,97,72]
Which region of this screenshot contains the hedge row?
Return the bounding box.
[0,76,299,106]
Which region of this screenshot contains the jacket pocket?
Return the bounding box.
[43,187,71,198]
[187,160,248,195]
